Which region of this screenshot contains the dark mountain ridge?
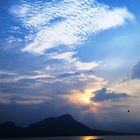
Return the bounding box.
[0,114,126,138]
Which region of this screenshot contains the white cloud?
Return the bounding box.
[48,51,98,70]
[96,8,134,30]
[11,0,134,54]
[48,51,77,62]
[74,61,98,71]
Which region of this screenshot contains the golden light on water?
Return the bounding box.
[80,136,100,140]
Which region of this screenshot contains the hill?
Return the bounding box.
[0,114,124,138]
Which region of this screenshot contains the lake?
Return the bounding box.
[0,136,140,140]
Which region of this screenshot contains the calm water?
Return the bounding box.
[0,136,140,140]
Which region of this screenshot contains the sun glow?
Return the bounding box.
[65,89,100,107]
[66,90,93,104]
[62,86,102,112]
[75,92,92,104]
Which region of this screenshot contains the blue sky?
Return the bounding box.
[0,0,140,132]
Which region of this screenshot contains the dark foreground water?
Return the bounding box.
[0,136,140,140]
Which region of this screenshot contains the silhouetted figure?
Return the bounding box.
[128,110,130,112]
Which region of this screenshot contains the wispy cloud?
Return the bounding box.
[0,94,50,105]
[0,70,18,76]
[48,51,77,62]
[11,0,134,54]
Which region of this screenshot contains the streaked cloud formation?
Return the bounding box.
[11,0,134,54]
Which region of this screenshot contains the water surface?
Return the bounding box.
[1,136,140,140]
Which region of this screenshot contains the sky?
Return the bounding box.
[0,0,140,133]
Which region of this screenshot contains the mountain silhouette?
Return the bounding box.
[0,114,124,138]
[0,121,22,137]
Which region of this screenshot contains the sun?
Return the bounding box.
[65,90,92,105]
[65,89,97,105]
[63,88,101,112]
[76,92,92,104]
